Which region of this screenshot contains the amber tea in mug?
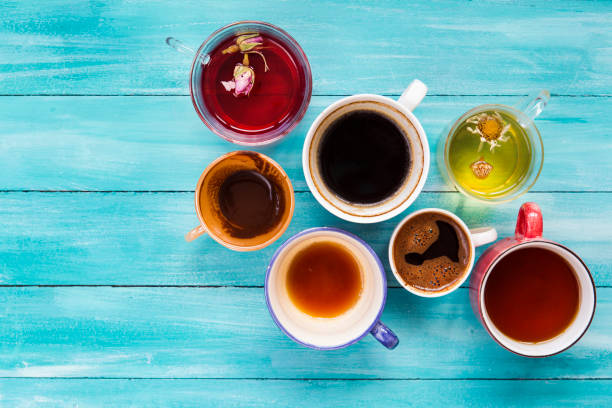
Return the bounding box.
[266,227,398,350]
[286,241,363,318]
[484,247,580,343]
[471,202,596,357]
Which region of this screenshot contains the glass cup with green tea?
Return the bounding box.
[438,91,548,203]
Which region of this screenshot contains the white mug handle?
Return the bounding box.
[397,79,428,111]
[470,227,497,247]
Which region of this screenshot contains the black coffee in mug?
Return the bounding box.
[317,110,411,204]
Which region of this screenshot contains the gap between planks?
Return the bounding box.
[1,377,611,381]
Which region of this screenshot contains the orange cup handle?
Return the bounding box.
[185,225,207,242]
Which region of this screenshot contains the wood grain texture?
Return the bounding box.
[0,286,609,379]
[0,191,610,286]
[1,379,611,407]
[1,1,611,96]
[1,95,611,192]
[1,0,611,404]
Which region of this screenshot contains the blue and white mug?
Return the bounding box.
[265,227,399,350]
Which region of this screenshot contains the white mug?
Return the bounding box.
[302,80,430,224]
[389,208,497,297]
[266,227,398,350]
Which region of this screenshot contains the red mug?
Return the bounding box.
[470,202,596,357]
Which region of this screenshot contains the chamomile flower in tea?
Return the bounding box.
[466,111,511,152]
[447,109,533,199]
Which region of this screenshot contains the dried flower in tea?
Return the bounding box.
[470,157,493,179]
[222,34,264,54]
[220,33,270,98]
[466,111,511,152]
[220,54,256,97]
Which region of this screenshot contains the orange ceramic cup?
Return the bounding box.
[186,151,295,251]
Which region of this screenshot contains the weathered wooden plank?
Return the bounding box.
[1,1,610,95]
[1,96,610,192]
[0,286,609,378]
[0,191,609,287]
[0,0,608,402]
[0,379,610,407]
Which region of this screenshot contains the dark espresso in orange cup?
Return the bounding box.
[186,151,295,251]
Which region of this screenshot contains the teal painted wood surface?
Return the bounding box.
[1,96,611,192]
[0,287,610,379]
[1,0,611,406]
[1,0,611,96]
[1,380,611,407]
[0,191,610,286]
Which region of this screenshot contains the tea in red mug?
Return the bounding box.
[470,202,596,357]
[484,246,580,343]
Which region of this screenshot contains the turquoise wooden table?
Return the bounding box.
[1,0,611,406]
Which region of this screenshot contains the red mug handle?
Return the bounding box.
[515,202,543,240]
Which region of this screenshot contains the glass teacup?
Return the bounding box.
[437,91,548,203]
[167,21,312,146]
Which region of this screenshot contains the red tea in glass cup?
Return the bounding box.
[470,202,596,357]
[168,21,312,145]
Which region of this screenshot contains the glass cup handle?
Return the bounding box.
[166,37,196,56]
[514,90,550,126]
[397,79,428,112]
[185,225,207,242]
[469,227,497,247]
[165,37,210,65]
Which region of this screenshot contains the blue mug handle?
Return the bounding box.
[370,321,399,349]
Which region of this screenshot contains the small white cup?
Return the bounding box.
[388,208,497,297]
[302,80,430,224]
